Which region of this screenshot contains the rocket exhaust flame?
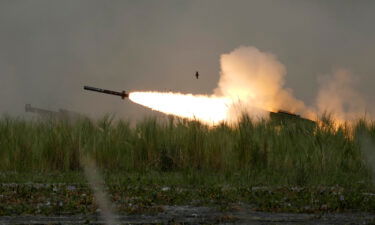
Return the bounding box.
[83,85,237,124]
[129,92,232,124]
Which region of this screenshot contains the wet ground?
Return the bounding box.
[1,205,374,225]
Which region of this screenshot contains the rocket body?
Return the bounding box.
[84,86,129,99]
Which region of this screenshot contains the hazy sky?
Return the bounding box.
[1,0,374,119]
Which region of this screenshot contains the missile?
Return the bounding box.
[84,85,129,99]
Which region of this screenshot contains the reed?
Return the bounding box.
[0,114,374,187]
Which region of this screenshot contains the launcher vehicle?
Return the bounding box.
[25,104,82,120]
[269,110,315,126]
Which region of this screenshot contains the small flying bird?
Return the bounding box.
[195,71,199,79]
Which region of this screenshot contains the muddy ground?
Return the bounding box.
[1,182,375,224]
[0,205,374,225]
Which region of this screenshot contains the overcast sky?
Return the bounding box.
[1,0,374,119]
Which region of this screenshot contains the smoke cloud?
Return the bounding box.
[215,46,310,121]
[215,46,373,123]
[316,69,370,121]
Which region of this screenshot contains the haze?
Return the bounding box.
[1,0,375,120]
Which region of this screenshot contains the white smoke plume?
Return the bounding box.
[215,46,311,121]
[215,46,373,123]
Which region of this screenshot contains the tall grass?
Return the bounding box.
[0,114,374,187]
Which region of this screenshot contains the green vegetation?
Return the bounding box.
[1,115,374,186]
[1,114,375,214]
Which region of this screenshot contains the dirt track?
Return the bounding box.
[1,205,374,225]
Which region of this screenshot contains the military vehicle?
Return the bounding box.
[269,110,316,126]
[25,104,82,120]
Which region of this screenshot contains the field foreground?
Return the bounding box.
[1,116,375,223]
[1,173,375,224]
[1,179,375,224]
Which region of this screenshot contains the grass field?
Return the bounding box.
[1,114,375,215]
